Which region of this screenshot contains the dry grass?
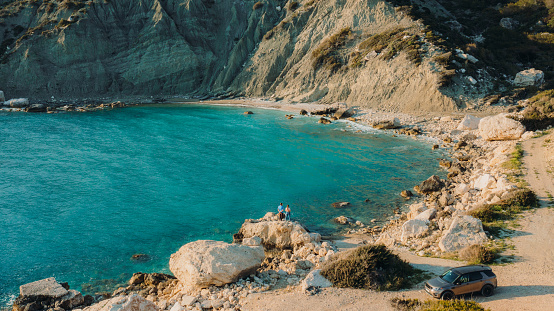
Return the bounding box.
[311,27,352,71]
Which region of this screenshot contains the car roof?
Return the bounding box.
[449,265,492,274]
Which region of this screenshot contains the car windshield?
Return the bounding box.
[440,270,460,283]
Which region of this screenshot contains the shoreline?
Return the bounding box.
[6,98,552,311]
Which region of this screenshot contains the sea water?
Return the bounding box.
[0,104,443,305]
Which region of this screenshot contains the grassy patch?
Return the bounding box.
[391,298,491,311]
[311,27,352,72]
[518,89,554,131]
[502,144,524,171]
[469,188,539,238]
[320,244,426,290]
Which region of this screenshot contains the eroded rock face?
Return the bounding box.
[479,114,525,141]
[83,294,158,311]
[238,220,317,249]
[438,216,488,252]
[169,240,264,288]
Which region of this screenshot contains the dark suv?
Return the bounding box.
[425,265,497,300]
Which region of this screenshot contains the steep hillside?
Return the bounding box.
[0,0,281,97]
[8,0,546,111]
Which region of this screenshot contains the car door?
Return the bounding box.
[456,272,483,295]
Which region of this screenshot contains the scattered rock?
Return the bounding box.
[83,294,158,311]
[244,111,253,115]
[513,68,544,87]
[400,190,413,199]
[131,254,150,262]
[300,269,332,291]
[169,240,264,288]
[457,114,481,130]
[318,117,332,124]
[438,216,488,252]
[372,118,401,129]
[479,113,525,141]
[334,216,354,225]
[299,109,308,115]
[332,201,350,208]
[417,175,443,194]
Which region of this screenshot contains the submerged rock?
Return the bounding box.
[169,240,264,288]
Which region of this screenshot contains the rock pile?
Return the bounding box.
[13,277,92,311]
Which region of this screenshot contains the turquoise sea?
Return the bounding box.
[0,104,443,306]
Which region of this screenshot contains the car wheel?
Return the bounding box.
[441,291,455,300]
[481,284,494,297]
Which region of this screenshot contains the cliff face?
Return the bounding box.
[0,0,280,98]
[0,0,458,111]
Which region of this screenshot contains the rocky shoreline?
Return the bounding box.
[6,99,549,311]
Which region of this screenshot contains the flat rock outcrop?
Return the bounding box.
[237,219,319,249]
[13,277,87,311]
[169,240,264,288]
[439,216,488,252]
[479,114,525,141]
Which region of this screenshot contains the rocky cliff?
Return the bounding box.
[0,0,463,111]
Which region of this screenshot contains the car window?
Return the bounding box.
[483,270,495,277]
[468,271,483,282]
[440,270,460,283]
[459,274,470,283]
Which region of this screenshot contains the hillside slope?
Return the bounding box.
[0,0,474,111]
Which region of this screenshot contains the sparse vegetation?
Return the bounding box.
[311,27,352,71]
[518,89,554,130]
[320,244,425,290]
[391,298,491,311]
[287,1,299,11]
[469,188,539,237]
[503,143,525,171]
[457,244,497,265]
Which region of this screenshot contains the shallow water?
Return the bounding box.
[0,104,443,305]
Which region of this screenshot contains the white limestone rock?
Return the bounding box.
[414,208,437,221]
[473,174,496,190]
[84,295,159,311]
[479,113,525,141]
[513,68,544,87]
[19,277,68,298]
[401,219,430,242]
[438,216,488,252]
[238,220,317,248]
[407,202,427,219]
[242,236,262,246]
[457,115,481,130]
[169,240,264,288]
[301,269,332,291]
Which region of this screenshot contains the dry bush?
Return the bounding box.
[458,244,497,264]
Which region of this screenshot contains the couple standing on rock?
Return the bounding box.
[277,203,291,221]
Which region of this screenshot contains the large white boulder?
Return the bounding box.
[401,219,429,242]
[301,269,332,291]
[238,220,316,249]
[439,216,488,252]
[513,68,544,87]
[84,294,159,311]
[457,114,481,130]
[473,174,496,190]
[479,113,525,141]
[19,277,68,298]
[169,240,264,288]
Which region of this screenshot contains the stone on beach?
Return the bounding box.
[83,294,158,311]
[301,269,332,291]
[372,118,401,129]
[438,215,488,252]
[6,98,29,108]
[238,220,318,249]
[479,113,525,141]
[417,175,443,194]
[457,114,481,130]
[169,240,264,288]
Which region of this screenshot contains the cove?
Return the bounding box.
[0,104,443,306]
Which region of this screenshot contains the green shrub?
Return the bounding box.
[252,1,263,10]
[320,244,422,290]
[458,244,497,264]
[311,27,352,71]
[391,298,491,311]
